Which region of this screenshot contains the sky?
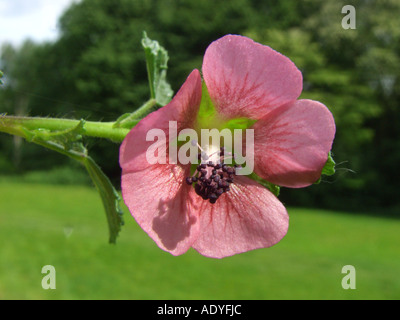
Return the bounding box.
[0,0,79,48]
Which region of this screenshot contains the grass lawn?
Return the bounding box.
[0,181,399,300]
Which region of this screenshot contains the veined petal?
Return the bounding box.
[252,99,336,188]
[202,34,302,120]
[119,69,202,256]
[121,165,199,255]
[191,176,289,258]
[119,69,202,173]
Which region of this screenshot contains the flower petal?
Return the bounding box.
[252,99,336,188]
[202,34,302,120]
[119,69,202,255]
[121,165,200,255]
[191,176,289,258]
[119,69,202,173]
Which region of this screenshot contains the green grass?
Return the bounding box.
[0,181,399,300]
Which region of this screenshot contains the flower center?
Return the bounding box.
[185,146,241,204]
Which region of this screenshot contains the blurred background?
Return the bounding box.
[0,0,399,300]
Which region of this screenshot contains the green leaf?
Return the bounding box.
[0,70,3,85]
[141,32,173,106]
[36,126,124,243]
[32,123,124,243]
[83,156,124,244]
[0,118,124,243]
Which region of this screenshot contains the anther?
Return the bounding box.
[185,145,238,204]
[208,193,218,200]
[226,167,235,174]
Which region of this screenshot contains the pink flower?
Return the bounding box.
[119,35,335,258]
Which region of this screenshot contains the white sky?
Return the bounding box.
[0,0,79,48]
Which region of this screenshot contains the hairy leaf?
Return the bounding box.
[142,32,173,106]
[84,156,124,244]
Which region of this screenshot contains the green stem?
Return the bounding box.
[0,116,130,143]
[115,99,157,129]
[130,98,157,119]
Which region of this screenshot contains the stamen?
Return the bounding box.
[191,139,210,161]
[184,147,238,204]
[201,151,209,160]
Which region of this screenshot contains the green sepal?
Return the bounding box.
[248,172,280,197]
[314,152,336,184]
[142,32,173,106]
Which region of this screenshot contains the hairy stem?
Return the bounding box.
[0,115,130,142]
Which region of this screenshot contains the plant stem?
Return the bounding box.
[0,116,130,142]
[126,99,157,121]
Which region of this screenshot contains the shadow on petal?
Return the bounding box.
[151,176,198,253]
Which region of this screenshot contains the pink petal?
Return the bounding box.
[252,99,336,188]
[191,176,289,259]
[121,165,200,255]
[202,34,302,120]
[119,69,202,173]
[119,69,202,255]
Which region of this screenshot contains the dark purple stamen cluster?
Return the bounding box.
[185,147,241,204]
